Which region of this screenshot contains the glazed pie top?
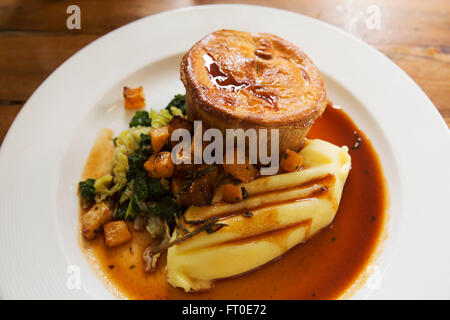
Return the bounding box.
[181,29,327,127]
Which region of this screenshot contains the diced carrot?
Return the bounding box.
[173,146,194,175]
[168,116,193,147]
[123,86,146,109]
[280,149,304,172]
[171,176,191,206]
[150,126,169,153]
[189,175,214,207]
[104,221,132,247]
[222,183,244,203]
[223,149,257,183]
[144,152,175,178]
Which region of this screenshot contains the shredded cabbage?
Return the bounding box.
[116,126,150,155]
[149,109,172,128]
[94,145,129,202]
[169,106,184,117]
[94,174,113,202]
[109,145,129,193]
[119,180,134,204]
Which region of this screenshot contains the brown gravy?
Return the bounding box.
[80,105,387,299]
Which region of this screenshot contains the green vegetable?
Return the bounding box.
[127,150,148,181]
[148,196,179,217]
[124,194,141,220]
[79,179,96,201]
[129,110,151,128]
[165,94,186,115]
[119,181,134,204]
[131,171,167,202]
[149,109,173,128]
[148,178,167,199]
[94,174,113,202]
[116,201,129,219]
[133,171,151,202]
[139,133,151,148]
[121,171,169,220]
[93,145,129,202]
[169,106,184,117]
[110,146,129,192]
[115,126,150,155]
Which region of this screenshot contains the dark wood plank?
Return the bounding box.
[0,32,99,101]
[378,45,450,126]
[0,0,449,46]
[0,102,22,146]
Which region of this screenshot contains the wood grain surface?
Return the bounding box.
[0,0,448,145]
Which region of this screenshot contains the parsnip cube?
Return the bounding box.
[82,202,111,240]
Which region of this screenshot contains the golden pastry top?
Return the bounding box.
[181,29,327,127]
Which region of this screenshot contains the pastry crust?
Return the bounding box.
[181,29,327,151]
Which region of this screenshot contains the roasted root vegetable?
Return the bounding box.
[183,165,221,206]
[189,175,214,206]
[222,183,245,203]
[168,116,193,147]
[144,152,175,178]
[173,147,194,175]
[280,149,304,172]
[222,151,257,183]
[123,86,146,110]
[150,126,169,153]
[104,221,132,247]
[171,176,191,206]
[82,202,112,240]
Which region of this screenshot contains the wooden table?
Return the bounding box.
[1,0,448,145]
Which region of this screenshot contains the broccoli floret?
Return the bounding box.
[127,150,148,180]
[133,171,150,201]
[148,178,167,199]
[122,176,170,220]
[148,196,179,217]
[165,94,186,115]
[79,179,96,201]
[129,110,151,128]
[139,133,151,148]
[133,171,167,201]
[117,174,147,220]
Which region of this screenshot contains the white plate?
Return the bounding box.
[0,5,449,299]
